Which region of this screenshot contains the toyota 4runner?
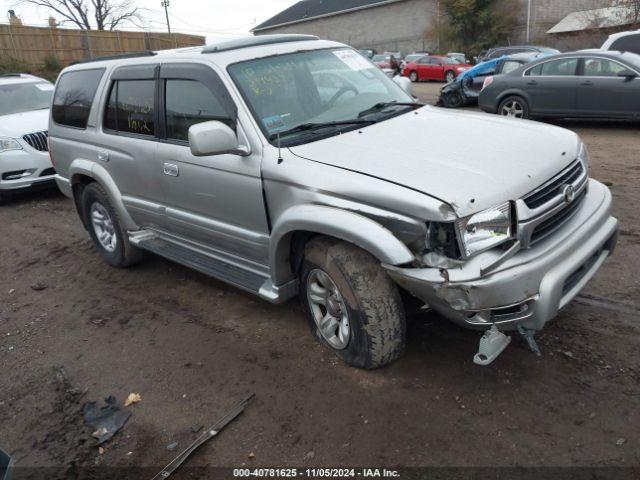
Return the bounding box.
[50,35,618,368]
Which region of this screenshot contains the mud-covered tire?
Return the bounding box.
[300,237,406,369]
[0,192,9,206]
[81,182,144,268]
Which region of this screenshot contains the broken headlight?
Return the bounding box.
[455,202,513,258]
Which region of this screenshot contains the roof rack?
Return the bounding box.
[202,34,319,54]
[72,51,157,65]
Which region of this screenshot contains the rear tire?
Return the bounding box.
[81,182,144,268]
[300,237,406,369]
[498,95,530,119]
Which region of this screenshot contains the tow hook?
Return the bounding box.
[517,325,542,357]
[473,325,511,366]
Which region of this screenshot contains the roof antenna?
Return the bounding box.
[277,131,283,164]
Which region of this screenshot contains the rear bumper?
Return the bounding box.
[0,149,56,193]
[384,180,618,331]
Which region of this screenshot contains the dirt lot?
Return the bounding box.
[1,82,639,477]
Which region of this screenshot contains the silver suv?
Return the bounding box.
[50,35,618,368]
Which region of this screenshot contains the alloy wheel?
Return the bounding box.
[501,100,525,118]
[90,202,117,253]
[306,268,351,350]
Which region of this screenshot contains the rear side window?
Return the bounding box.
[528,58,578,76]
[104,80,155,136]
[52,69,104,128]
[165,79,232,141]
[611,34,640,55]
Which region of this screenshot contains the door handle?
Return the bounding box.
[526,80,538,85]
[580,80,593,86]
[97,152,109,162]
[163,163,179,177]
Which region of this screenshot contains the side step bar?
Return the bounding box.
[134,235,297,303]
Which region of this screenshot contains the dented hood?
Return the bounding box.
[289,106,580,217]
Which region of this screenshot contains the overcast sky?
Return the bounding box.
[0,0,298,40]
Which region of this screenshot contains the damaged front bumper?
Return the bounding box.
[384,180,618,331]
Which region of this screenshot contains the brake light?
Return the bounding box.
[482,76,494,90]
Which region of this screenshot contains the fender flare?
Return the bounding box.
[269,204,416,285]
[68,159,138,231]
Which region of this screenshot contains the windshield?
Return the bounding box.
[372,55,390,62]
[0,82,53,116]
[443,57,462,65]
[229,48,414,145]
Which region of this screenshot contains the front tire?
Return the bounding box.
[81,183,143,268]
[0,192,9,206]
[300,237,406,369]
[445,71,456,83]
[409,71,419,82]
[443,91,464,108]
[498,95,530,119]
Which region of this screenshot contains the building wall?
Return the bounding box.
[255,0,438,55]
[512,0,611,44]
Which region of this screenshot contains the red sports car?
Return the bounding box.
[402,55,472,83]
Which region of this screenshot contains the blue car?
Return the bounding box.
[438,52,547,108]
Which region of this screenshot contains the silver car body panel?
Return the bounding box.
[50,38,617,331]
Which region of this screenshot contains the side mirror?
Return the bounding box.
[188,121,250,157]
[393,75,413,96]
[617,69,638,79]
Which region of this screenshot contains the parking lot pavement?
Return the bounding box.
[1,84,639,471]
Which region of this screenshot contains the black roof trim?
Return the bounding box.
[71,51,157,66]
[0,73,23,77]
[202,34,319,54]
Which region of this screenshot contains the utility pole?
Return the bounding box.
[161,0,171,33]
[526,0,532,43]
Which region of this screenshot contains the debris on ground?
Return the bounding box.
[191,424,203,433]
[124,393,141,407]
[151,394,255,480]
[248,451,256,459]
[82,396,131,445]
[30,282,47,291]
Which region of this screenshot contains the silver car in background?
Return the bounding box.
[49,35,618,369]
[0,74,56,205]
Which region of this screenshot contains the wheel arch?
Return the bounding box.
[269,205,416,286]
[68,160,138,231]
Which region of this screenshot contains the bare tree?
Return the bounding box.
[612,0,640,25]
[19,0,142,30]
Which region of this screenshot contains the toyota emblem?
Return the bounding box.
[563,184,575,203]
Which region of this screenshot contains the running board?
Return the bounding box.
[133,235,298,303]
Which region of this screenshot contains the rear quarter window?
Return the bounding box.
[611,34,640,55]
[52,68,105,129]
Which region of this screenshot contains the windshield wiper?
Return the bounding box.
[357,101,423,118]
[268,119,375,141]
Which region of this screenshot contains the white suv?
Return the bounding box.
[0,73,56,205]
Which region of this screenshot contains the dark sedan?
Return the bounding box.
[479,51,640,120]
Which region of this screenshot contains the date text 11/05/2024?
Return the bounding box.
[233,469,401,478]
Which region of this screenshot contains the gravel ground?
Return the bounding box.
[0,81,639,476]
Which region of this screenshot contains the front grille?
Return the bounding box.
[22,131,49,152]
[523,161,584,209]
[530,190,586,245]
